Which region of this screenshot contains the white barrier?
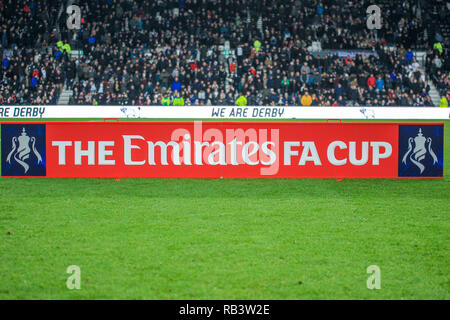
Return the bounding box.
[0,105,448,119]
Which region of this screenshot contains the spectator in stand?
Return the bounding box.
[367,74,377,88]
[172,77,182,93]
[376,76,384,92]
[301,92,312,106]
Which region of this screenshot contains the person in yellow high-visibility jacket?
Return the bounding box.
[253,40,261,53]
[433,42,443,55]
[440,96,448,108]
[62,43,71,54]
[173,96,185,106]
[161,95,171,106]
[236,95,247,106]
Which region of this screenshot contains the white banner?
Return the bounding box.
[0,105,448,119]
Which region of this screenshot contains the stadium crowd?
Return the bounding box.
[0,0,449,107]
[0,0,64,105]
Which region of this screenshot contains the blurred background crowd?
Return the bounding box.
[0,0,449,107]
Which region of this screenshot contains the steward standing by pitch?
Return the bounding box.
[236,95,247,106]
[161,93,171,106]
[173,91,185,106]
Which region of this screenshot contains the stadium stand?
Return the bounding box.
[1,0,448,107]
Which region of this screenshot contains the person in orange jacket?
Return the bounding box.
[301,91,313,106]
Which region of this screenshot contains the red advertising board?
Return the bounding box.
[1,122,444,179]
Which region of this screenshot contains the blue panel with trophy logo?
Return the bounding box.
[1,124,46,177]
[398,124,444,177]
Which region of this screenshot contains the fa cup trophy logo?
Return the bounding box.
[6,127,43,174]
[401,128,438,174]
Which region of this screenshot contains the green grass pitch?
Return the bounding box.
[0,119,448,299]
